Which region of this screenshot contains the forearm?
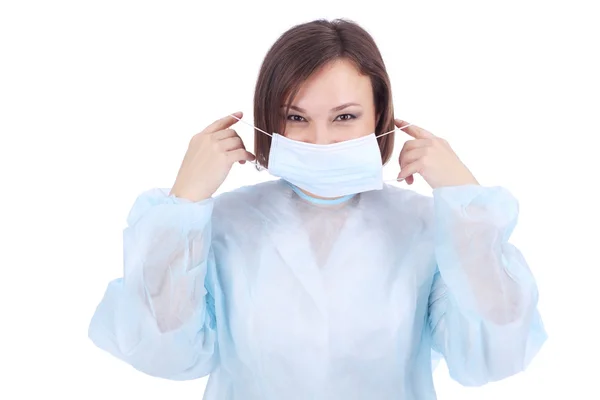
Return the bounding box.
[433,185,537,323]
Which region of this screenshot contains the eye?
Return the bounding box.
[287,115,306,122]
[335,113,356,121]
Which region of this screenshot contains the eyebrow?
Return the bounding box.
[282,102,362,113]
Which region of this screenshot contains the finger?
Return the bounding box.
[219,136,245,152]
[395,173,409,182]
[226,148,256,164]
[205,112,243,134]
[394,172,415,185]
[394,119,413,130]
[400,138,433,153]
[398,160,423,180]
[395,118,435,140]
[213,128,239,141]
[398,139,432,167]
[399,147,428,169]
[398,146,422,184]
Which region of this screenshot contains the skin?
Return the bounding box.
[281,58,479,199]
[281,58,378,199]
[171,58,479,204]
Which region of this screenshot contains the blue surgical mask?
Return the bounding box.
[230,115,412,198]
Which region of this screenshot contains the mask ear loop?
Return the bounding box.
[230,114,414,180]
[375,123,412,138]
[376,123,413,183]
[229,114,271,171]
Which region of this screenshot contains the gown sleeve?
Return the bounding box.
[88,188,219,380]
[427,184,547,386]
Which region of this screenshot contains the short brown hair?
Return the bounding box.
[253,18,396,168]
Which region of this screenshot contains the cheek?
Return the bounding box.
[282,126,306,141]
[347,118,378,138]
[282,126,317,144]
[331,128,373,143]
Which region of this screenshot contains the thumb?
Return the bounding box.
[206,111,244,133]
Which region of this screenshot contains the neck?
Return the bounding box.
[287,182,356,205]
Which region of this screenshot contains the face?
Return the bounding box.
[281,58,377,144]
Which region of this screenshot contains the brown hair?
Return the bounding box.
[253,18,396,168]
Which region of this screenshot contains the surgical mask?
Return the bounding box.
[230,115,412,198]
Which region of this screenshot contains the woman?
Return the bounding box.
[88,18,546,399]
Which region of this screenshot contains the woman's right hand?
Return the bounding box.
[170,112,255,202]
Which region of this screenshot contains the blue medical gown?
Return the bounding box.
[88,180,546,399]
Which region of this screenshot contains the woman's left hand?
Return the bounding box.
[395,119,479,188]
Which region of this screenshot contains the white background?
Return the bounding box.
[1,1,598,399]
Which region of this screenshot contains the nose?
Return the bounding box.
[303,124,333,145]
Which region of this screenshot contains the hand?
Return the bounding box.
[170,112,255,202]
[396,119,479,189]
